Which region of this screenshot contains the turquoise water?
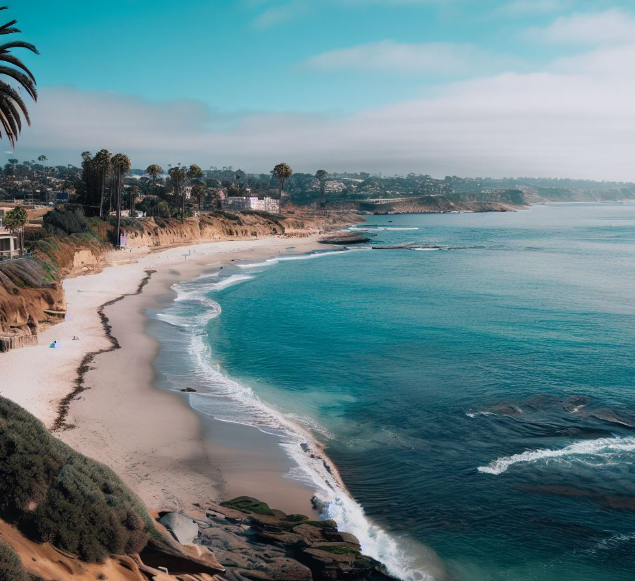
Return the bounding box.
[154,204,635,581]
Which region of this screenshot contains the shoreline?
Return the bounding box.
[1,235,332,514]
[2,228,425,580]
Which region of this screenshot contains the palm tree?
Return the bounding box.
[4,205,27,257]
[168,166,186,222]
[146,164,163,194]
[0,8,38,146]
[130,185,140,216]
[273,163,293,199]
[191,183,207,213]
[111,153,131,247]
[94,149,111,219]
[315,169,328,209]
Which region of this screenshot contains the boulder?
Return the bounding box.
[301,546,377,580]
[237,557,312,581]
[159,512,200,545]
[292,524,326,545]
[323,531,361,547]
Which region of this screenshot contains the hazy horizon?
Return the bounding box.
[7,0,635,181]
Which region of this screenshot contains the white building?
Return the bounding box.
[224,197,280,213]
[0,220,18,260]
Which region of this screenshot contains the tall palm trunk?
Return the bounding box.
[115,168,122,248]
[179,177,185,223]
[99,170,106,219]
[109,173,116,214]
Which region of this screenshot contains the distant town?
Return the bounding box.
[2,156,635,220]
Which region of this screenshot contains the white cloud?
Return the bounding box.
[496,0,568,16]
[11,39,635,183]
[252,1,309,28]
[527,8,635,45]
[300,41,515,75]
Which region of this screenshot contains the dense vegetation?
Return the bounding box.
[0,539,26,581]
[0,396,153,562]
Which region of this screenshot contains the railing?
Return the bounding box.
[0,250,31,263]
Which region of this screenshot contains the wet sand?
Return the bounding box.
[2,236,326,515]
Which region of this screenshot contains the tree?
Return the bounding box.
[4,206,27,257]
[190,183,207,212]
[187,164,203,181]
[273,163,293,198]
[93,149,111,219]
[168,165,186,222]
[315,169,328,209]
[146,164,163,194]
[111,153,131,247]
[130,185,140,216]
[0,7,38,146]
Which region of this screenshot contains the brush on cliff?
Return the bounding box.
[0,396,155,562]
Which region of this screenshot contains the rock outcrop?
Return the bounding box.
[196,497,396,581]
[159,512,200,545]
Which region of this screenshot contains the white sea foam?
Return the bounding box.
[154,262,435,581]
[466,411,496,418]
[156,274,252,328]
[238,248,370,269]
[349,226,420,232]
[478,437,635,475]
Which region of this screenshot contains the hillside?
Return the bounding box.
[0,209,355,346]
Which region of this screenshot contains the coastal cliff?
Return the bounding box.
[358,191,526,214]
[0,395,392,581]
[0,211,356,345]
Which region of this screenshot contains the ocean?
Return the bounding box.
[150,203,635,581]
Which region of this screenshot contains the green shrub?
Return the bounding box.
[43,207,91,236]
[0,397,153,562]
[220,496,274,515]
[0,539,26,581]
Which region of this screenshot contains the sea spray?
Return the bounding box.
[154,265,437,581]
[237,247,371,269]
[478,437,635,475]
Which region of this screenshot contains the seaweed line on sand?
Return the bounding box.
[51,269,156,432]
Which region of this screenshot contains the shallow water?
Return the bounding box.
[152,204,635,581]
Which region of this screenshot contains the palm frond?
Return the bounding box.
[0,11,38,146]
[0,20,19,36]
[0,101,18,146]
[2,92,24,131]
[0,54,36,82]
[0,41,39,55]
[0,65,35,99]
[0,81,30,123]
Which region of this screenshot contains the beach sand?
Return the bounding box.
[1,235,326,514]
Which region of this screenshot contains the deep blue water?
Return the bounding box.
[155,204,635,581]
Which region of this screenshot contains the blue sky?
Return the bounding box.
[9,0,635,178]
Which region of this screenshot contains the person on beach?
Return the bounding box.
[49,340,57,348]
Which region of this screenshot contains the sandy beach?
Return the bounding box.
[1,235,327,514]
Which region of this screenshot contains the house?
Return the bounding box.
[0,229,18,260]
[223,196,280,213]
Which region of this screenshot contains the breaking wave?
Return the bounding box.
[237,248,369,269]
[154,263,435,581]
[478,437,635,475]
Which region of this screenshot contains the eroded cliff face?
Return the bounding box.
[356,191,527,214]
[0,212,357,341]
[120,212,351,249]
[0,235,108,340]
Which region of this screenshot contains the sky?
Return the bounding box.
[6,0,635,179]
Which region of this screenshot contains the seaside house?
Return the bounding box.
[224,196,280,213]
[0,211,19,261]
